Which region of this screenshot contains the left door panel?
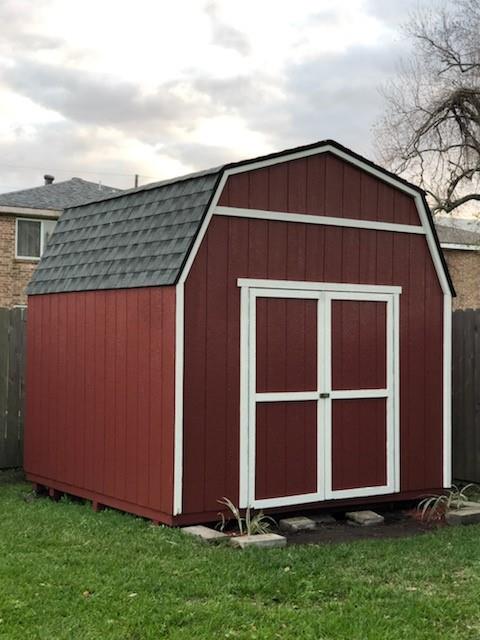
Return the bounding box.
[251,293,321,508]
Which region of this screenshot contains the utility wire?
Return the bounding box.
[0,161,157,180]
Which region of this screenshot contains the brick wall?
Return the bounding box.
[444,249,480,310]
[0,215,38,308]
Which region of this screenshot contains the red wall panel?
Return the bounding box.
[183,214,444,514]
[218,152,421,226]
[25,287,176,521]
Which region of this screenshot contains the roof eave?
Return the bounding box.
[0,205,61,218]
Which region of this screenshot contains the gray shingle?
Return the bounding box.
[435,222,480,247]
[27,170,220,294]
[0,177,122,210]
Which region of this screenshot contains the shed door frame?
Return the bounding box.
[238,278,401,509]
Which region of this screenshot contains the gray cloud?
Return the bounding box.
[0,121,149,192]
[162,142,240,169]
[0,43,405,181]
[0,0,63,53]
[0,0,450,194]
[271,45,403,153]
[192,74,275,109]
[205,1,251,55]
[364,0,446,25]
[2,60,214,143]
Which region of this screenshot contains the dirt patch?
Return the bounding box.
[278,510,444,546]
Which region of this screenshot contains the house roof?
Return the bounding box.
[435,222,480,248]
[0,177,121,211]
[27,139,453,296]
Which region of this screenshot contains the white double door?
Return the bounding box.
[238,279,400,509]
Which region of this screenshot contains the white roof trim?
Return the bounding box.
[441,242,480,251]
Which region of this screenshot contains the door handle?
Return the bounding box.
[319,392,330,399]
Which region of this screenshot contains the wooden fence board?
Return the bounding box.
[453,309,480,483]
[0,307,26,468]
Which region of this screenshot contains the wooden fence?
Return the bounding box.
[452,308,480,483]
[0,307,26,468]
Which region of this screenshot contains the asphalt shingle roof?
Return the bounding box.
[0,177,121,210]
[27,169,220,294]
[435,222,480,247]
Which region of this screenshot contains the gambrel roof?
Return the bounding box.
[27,140,454,296]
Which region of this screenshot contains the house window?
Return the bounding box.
[16,218,56,260]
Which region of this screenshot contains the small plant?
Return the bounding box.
[418,484,476,522]
[217,497,276,536]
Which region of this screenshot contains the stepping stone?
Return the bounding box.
[181,525,229,543]
[345,510,384,527]
[311,513,337,526]
[279,516,317,533]
[230,533,287,549]
[446,506,480,526]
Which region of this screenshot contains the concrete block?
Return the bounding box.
[230,533,287,549]
[446,506,480,526]
[181,525,229,543]
[279,516,317,533]
[345,510,384,527]
[461,501,480,509]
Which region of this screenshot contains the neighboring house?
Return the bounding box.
[24,140,453,526]
[0,175,121,307]
[435,222,480,310]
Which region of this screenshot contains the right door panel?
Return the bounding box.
[326,294,397,499]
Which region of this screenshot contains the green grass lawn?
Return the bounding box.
[2,472,480,639]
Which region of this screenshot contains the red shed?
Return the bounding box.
[25,141,454,526]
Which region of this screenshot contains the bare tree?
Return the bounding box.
[375,0,480,214]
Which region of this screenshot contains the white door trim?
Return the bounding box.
[237,278,402,295]
[238,279,401,509]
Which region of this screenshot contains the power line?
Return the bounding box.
[0,161,157,180]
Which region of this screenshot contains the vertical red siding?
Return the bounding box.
[218,152,421,225]
[183,214,444,515]
[25,287,176,521]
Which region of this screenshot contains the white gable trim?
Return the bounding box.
[172,143,452,515]
[215,206,425,235]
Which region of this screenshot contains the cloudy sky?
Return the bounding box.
[0,0,438,192]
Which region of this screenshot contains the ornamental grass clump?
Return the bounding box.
[217,497,276,536]
[418,484,476,522]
